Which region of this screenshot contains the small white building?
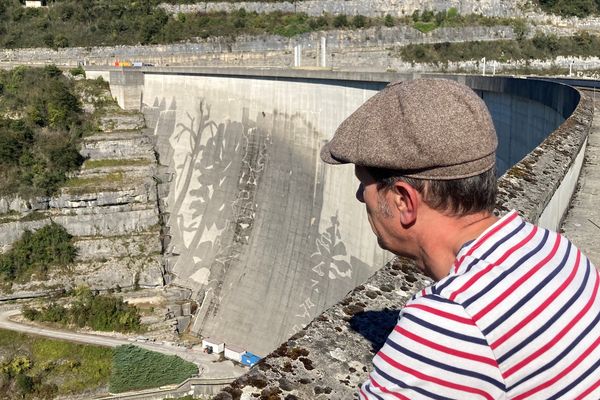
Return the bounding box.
[201,337,225,354]
[224,344,246,363]
[25,1,44,7]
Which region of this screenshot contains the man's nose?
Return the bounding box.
[356,183,365,203]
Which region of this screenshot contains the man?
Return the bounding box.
[320,79,600,399]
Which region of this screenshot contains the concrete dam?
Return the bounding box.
[90,67,585,358]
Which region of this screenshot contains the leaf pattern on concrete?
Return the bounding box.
[310,213,353,280]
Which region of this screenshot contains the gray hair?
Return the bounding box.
[366,167,497,216]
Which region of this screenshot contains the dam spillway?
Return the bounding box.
[92,68,582,357]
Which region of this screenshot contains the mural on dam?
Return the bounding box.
[141,75,388,355]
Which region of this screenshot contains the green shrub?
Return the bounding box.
[69,66,86,78]
[384,14,394,27]
[352,15,367,29]
[110,345,198,393]
[0,223,76,282]
[333,14,348,28]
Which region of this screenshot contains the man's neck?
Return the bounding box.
[416,211,498,280]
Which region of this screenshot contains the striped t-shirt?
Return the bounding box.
[360,210,600,399]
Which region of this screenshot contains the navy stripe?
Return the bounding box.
[401,313,488,345]
[498,260,591,364]
[482,240,571,336]
[508,271,600,391]
[547,353,600,400]
[432,275,460,295]
[385,338,506,391]
[421,294,460,305]
[463,230,550,308]
[374,365,454,400]
[436,220,526,293]
[363,383,385,400]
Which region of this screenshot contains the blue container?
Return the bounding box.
[241,352,261,367]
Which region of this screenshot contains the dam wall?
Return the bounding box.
[92,67,589,362]
[137,71,391,356]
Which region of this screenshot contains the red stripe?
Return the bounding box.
[370,377,411,400]
[575,377,600,400]
[504,272,599,379]
[378,351,495,400]
[450,225,537,302]
[491,249,581,349]
[395,326,499,367]
[513,330,600,399]
[453,211,519,273]
[404,304,476,325]
[359,386,368,400]
[475,233,561,322]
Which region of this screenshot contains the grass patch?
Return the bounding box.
[83,159,151,169]
[110,344,198,393]
[0,328,112,399]
[413,21,438,33]
[64,172,125,189]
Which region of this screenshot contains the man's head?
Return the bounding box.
[321,79,499,275]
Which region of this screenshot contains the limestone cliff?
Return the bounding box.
[0,102,164,299]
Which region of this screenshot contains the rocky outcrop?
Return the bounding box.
[0,112,165,299]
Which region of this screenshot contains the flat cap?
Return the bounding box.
[320,79,498,179]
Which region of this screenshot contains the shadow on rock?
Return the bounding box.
[349,309,401,353]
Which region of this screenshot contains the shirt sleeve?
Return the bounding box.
[359,294,507,400]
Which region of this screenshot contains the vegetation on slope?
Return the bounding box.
[22,286,143,332]
[0,222,76,283]
[0,65,87,197]
[110,344,198,393]
[0,0,522,48]
[400,32,598,64]
[0,328,112,400]
[538,0,600,17]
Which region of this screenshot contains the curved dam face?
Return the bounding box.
[141,74,390,355]
[104,69,576,356]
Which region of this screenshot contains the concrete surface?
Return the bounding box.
[561,90,600,267]
[141,74,391,356]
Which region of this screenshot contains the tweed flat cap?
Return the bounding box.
[320,79,498,179]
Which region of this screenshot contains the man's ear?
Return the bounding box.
[391,181,420,227]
